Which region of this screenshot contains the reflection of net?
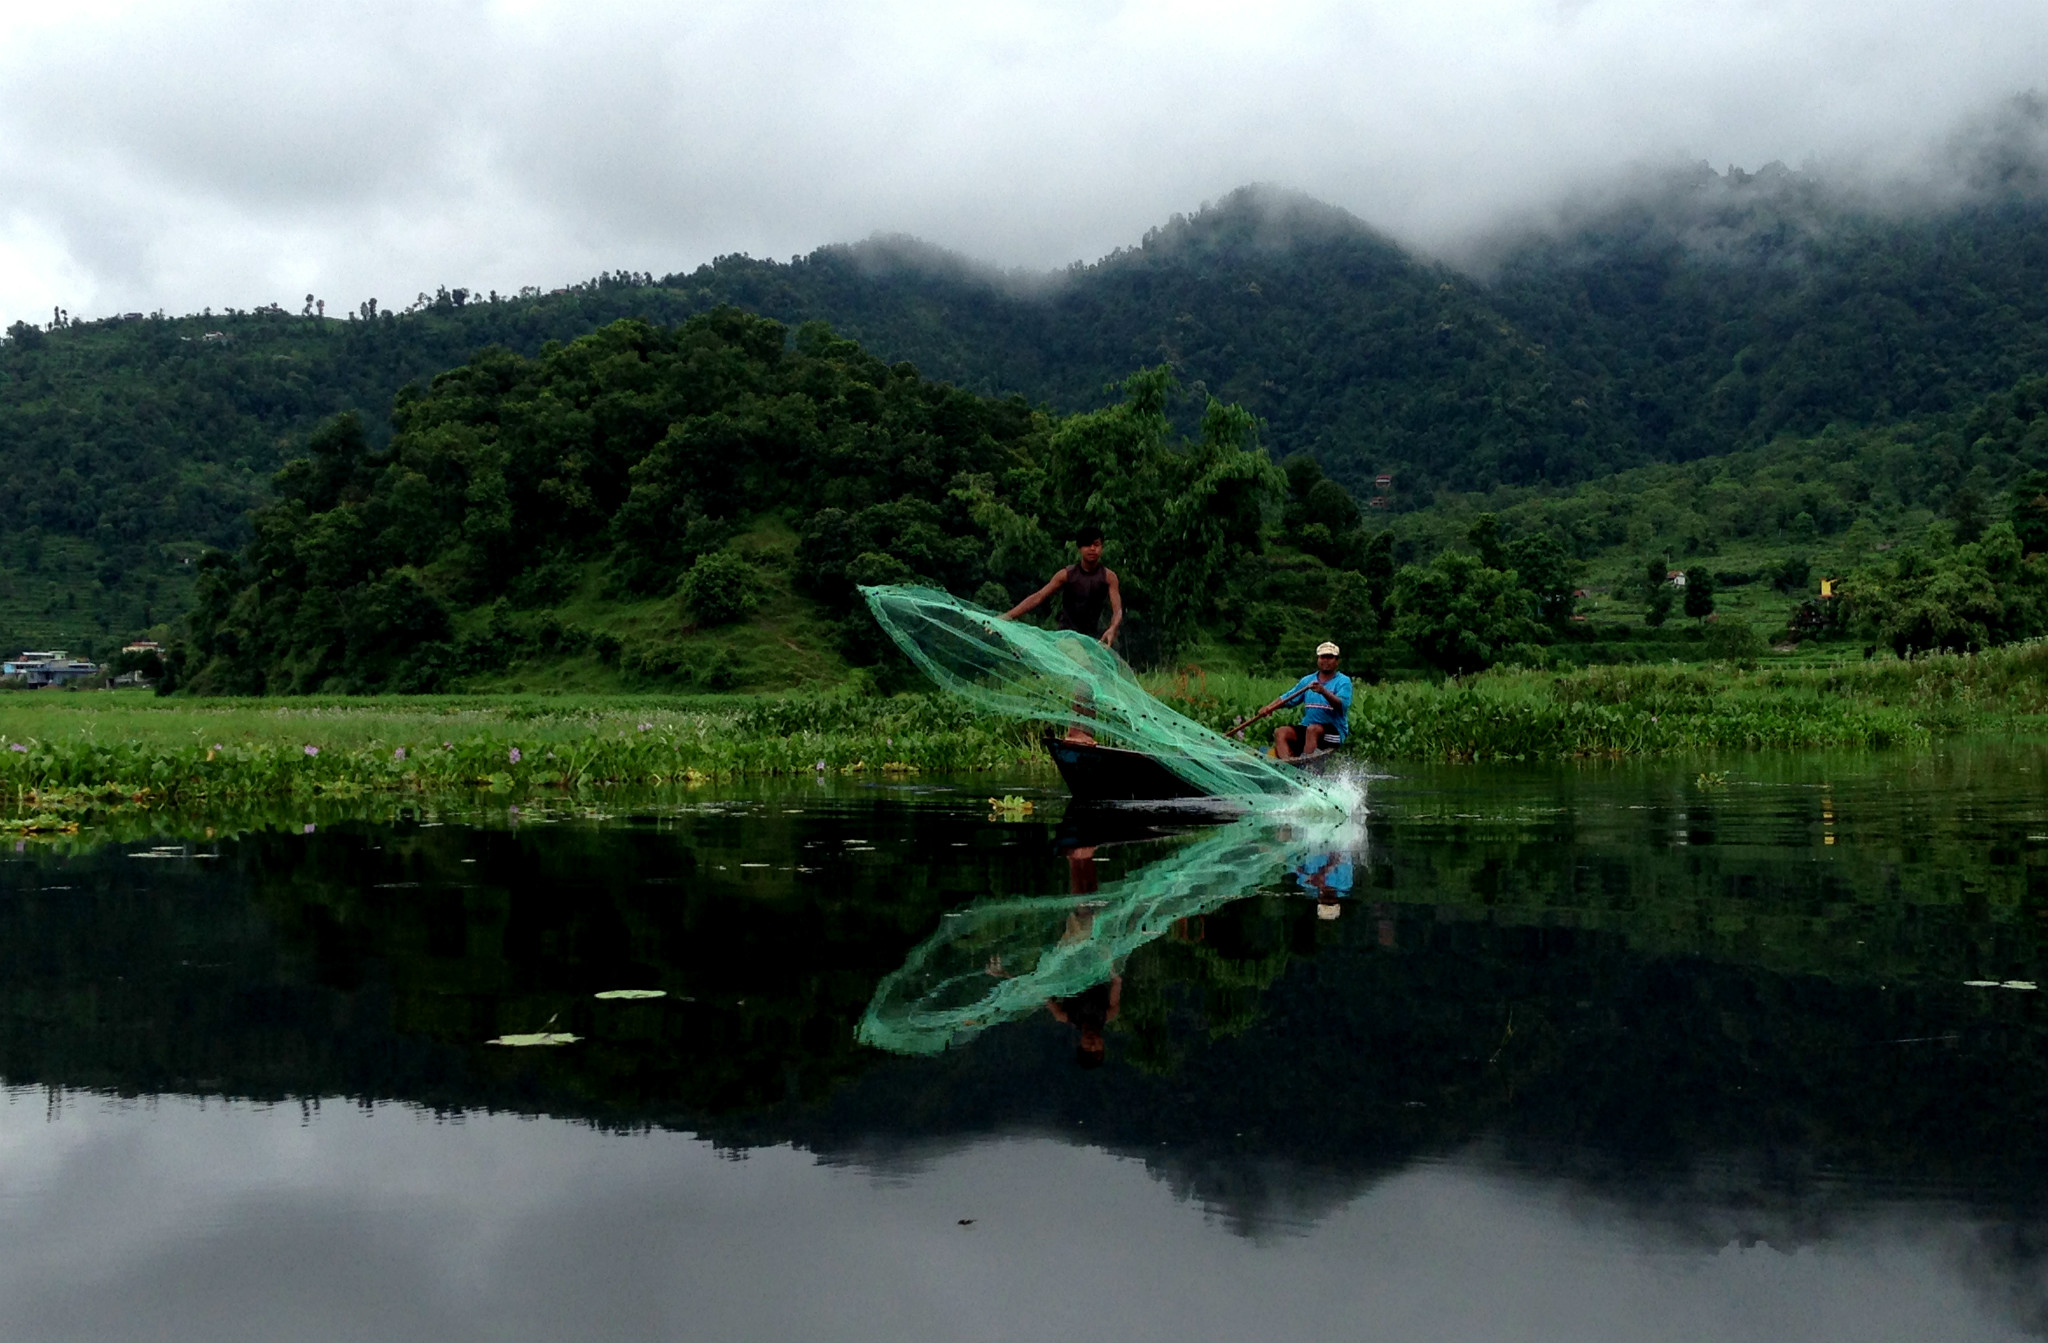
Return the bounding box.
[861,584,1329,804]
[859,818,1298,1056]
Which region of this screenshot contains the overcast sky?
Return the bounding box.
[0,0,2043,328]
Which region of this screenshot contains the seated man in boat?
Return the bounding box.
[1266,641,1352,760]
[1002,524,1123,743]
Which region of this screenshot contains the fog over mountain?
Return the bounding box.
[2,0,2046,327]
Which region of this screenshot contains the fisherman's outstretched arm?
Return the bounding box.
[1003,568,1068,620]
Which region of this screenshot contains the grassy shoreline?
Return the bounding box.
[0,644,2043,821]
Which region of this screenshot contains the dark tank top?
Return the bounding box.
[1054,980,1115,1033]
[1059,563,1111,633]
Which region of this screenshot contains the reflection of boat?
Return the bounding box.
[1043,731,1342,803]
[1053,800,1241,851]
[858,813,1311,1055]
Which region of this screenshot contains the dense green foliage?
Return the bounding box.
[1390,550,1540,676]
[154,295,2048,692]
[7,644,2048,809]
[1376,371,2048,655]
[173,311,1284,692]
[684,176,2048,495]
[8,161,2048,658]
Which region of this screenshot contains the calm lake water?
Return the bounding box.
[4,745,2048,1341]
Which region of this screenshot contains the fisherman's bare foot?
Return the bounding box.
[1063,727,1097,745]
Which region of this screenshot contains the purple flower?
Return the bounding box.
[302,823,316,835]
[304,745,319,757]
[508,747,522,764]
[7,743,24,754]
[638,722,652,732]
[212,744,224,751]
[394,747,407,760]
[815,759,826,771]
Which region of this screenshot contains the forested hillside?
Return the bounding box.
[173,311,1284,693]
[167,292,2048,697]
[5,162,2048,661]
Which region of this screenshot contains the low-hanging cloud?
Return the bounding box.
[1,0,2044,327]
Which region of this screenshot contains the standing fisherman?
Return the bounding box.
[1002,525,1124,742]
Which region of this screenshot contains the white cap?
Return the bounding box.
[1315,641,1340,657]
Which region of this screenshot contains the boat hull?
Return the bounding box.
[1042,733,1345,803]
[1042,734,1213,802]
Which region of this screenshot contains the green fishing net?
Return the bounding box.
[861,584,1335,806]
[859,815,1340,1056]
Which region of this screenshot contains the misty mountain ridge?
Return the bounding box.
[4,152,2048,654]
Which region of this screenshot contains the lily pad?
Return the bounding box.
[593,989,667,1000]
[487,1032,581,1046]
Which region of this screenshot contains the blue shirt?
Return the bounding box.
[1287,671,1352,737]
[1296,853,1354,895]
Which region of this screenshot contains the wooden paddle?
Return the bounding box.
[1225,687,1308,740]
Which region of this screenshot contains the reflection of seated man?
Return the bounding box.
[1263,642,1352,760]
[1297,850,1354,921]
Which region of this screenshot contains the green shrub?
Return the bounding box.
[681,550,762,626]
[1706,618,1768,662]
[845,551,916,588]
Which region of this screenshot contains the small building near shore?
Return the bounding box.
[2,651,101,687]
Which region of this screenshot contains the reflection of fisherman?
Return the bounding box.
[1002,524,1123,745]
[1048,974,1121,1069]
[1297,850,1354,921]
[1260,641,1352,760]
[1048,839,1120,1067]
[985,838,1122,1067]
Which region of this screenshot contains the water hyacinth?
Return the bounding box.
[0,692,1036,805]
[0,648,2039,812]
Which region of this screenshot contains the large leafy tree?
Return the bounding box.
[1850,522,2048,657]
[181,310,1046,692]
[1391,551,1540,676]
[1033,366,1282,660]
